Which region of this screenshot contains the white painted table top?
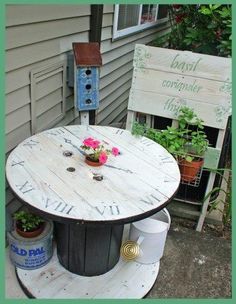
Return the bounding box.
[6,125,180,223]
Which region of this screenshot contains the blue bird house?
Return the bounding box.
[72,42,102,111]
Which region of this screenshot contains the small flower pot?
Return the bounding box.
[85,156,103,167]
[16,221,45,238]
[178,158,204,182]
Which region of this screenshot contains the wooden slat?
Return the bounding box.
[134,44,231,82]
[6,5,90,27]
[204,147,221,169]
[99,101,128,126]
[128,90,230,129]
[6,16,90,50]
[132,68,231,103]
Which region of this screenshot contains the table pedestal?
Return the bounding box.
[54,222,124,276]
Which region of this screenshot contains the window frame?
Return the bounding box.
[113,4,168,40]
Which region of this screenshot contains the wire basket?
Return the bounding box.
[178,157,204,187]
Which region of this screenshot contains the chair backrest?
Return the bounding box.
[126,44,231,132]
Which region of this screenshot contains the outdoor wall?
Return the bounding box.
[5,4,91,230]
[98,5,170,126]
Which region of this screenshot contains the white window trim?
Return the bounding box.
[113,4,167,40]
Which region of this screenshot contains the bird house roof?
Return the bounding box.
[72,42,102,67]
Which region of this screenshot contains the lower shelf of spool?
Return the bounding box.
[16,247,160,299]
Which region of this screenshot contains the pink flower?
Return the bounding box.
[83,137,94,147]
[99,152,108,164]
[90,140,100,149]
[112,147,119,156]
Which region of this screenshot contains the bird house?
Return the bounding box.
[72,42,102,111]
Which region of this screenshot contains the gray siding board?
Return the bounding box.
[100,70,133,101]
[7,16,90,50]
[101,27,112,41]
[6,85,30,115]
[100,51,134,78]
[101,23,169,54]
[103,5,114,14]
[36,89,63,117]
[6,104,30,135]
[102,14,113,27]
[6,31,89,72]
[6,55,66,94]
[100,61,133,90]
[6,83,73,116]
[6,122,31,153]
[99,83,131,114]
[36,72,63,100]
[97,90,130,123]
[36,103,63,131]
[6,5,90,26]
[100,101,128,126]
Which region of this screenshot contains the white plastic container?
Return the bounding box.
[129,208,171,264]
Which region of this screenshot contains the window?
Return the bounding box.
[113,4,168,39]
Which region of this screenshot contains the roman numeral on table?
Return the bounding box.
[23,139,39,149]
[44,198,75,215]
[140,138,154,146]
[46,128,65,136]
[95,204,121,216]
[16,181,34,194]
[11,160,24,167]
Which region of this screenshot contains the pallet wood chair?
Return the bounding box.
[126,44,231,231]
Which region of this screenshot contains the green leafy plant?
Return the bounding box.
[204,168,231,225]
[132,106,208,162]
[153,4,231,57]
[13,210,45,232]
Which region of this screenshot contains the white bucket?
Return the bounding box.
[129,208,170,264]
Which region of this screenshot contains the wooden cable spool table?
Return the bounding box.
[6,125,180,298]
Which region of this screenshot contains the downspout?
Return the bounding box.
[89,5,104,125]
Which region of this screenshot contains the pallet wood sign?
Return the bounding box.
[127,44,231,130]
[126,44,231,231]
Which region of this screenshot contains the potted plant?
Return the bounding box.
[13,210,45,238]
[132,106,209,183]
[177,107,208,182]
[80,137,119,166]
